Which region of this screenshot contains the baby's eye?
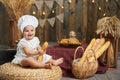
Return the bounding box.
[25,30,29,32]
[31,30,34,32]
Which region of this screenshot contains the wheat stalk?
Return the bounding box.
[96,16,120,38]
[0,0,35,20]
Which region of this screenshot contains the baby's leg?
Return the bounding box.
[21,57,52,69]
[48,58,63,66]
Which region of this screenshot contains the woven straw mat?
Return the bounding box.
[0,62,62,80]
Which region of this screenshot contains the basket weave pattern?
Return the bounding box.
[72,46,98,79]
[0,63,62,80]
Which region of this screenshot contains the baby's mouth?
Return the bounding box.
[28,34,32,37]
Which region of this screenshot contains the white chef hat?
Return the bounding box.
[18,15,38,33]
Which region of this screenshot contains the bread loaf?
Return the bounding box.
[42,41,48,51]
[38,41,48,62]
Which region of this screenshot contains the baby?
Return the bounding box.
[12,15,63,69]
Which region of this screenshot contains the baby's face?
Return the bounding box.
[23,25,35,40]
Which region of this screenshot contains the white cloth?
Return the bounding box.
[18,15,38,33]
[12,37,52,65]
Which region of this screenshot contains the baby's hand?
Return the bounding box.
[38,49,45,55]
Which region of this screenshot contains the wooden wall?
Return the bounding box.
[0,0,120,50]
[0,2,9,46]
[35,0,88,42]
[35,0,120,43]
[87,0,120,42]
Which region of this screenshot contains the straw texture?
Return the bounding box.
[0,63,62,80]
[96,16,120,38]
[0,0,35,20]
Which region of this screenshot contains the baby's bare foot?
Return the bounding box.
[53,58,63,66]
[44,63,52,69]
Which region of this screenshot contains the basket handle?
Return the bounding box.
[85,49,97,61]
[83,49,97,79]
[74,46,84,60]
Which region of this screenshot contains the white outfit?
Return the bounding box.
[12,37,52,65]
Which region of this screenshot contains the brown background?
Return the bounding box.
[0,0,120,51]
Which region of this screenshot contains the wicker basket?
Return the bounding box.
[72,46,98,79]
[0,62,62,80]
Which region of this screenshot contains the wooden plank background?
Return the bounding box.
[0,0,120,49]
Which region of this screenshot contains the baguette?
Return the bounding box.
[38,55,43,62]
[91,38,100,51]
[89,41,110,62]
[92,38,105,53]
[80,38,107,62]
[42,41,48,51]
[38,41,48,62]
[80,38,96,62]
[88,38,105,61]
